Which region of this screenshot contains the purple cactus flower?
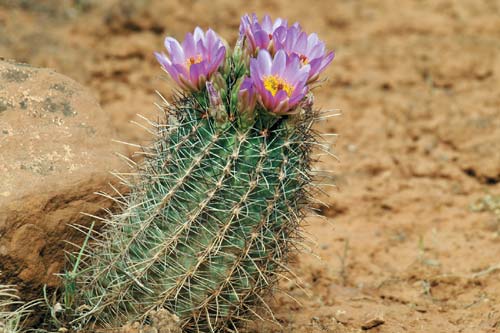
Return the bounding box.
[275,25,334,83]
[250,49,310,114]
[155,27,226,91]
[238,77,257,114]
[239,14,288,54]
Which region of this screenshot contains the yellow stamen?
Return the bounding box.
[185,54,203,70]
[263,75,294,97]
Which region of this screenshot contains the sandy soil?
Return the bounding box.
[1,0,500,332]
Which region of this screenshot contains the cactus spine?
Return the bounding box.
[60,15,334,333]
[0,274,40,333]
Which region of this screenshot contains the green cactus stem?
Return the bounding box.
[56,16,335,333]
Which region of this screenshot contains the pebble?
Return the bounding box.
[361,315,385,330]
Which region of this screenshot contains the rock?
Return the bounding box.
[150,309,182,333]
[333,309,349,324]
[0,60,125,298]
[361,315,385,330]
[118,310,181,333]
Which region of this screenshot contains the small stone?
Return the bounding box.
[347,143,357,152]
[415,304,427,313]
[333,309,349,324]
[361,315,385,330]
[150,309,182,333]
[53,303,64,313]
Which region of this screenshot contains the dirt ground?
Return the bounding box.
[1,0,500,332]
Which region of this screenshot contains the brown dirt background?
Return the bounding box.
[1,0,500,332]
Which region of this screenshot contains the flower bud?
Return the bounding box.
[238,77,257,114]
[206,81,227,124]
[236,77,257,127]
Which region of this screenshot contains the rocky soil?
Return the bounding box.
[1,0,500,332]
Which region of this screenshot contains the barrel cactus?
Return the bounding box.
[63,13,335,332]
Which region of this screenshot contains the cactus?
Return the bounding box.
[60,14,335,333]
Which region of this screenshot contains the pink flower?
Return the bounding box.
[275,25,334,83]
[155,27,226,91]
[238,14,287,55]
[250,49,310,114]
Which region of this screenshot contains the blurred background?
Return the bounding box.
[1,0,500,332]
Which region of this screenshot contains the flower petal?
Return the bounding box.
[164,37,185,62]
[254,30,270,50]
[256,49,272,74]
[319,51,335,71]
[261,15,272,32]
[154,52,171,68]
[209,46,226,73]
[274,97,290,114]
[271,50,286,75]
[182,32,197,57]
[189,61,206,87]
[193,26,204,42]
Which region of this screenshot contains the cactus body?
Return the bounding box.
[62,15,334,333]
[73,94,314,332]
